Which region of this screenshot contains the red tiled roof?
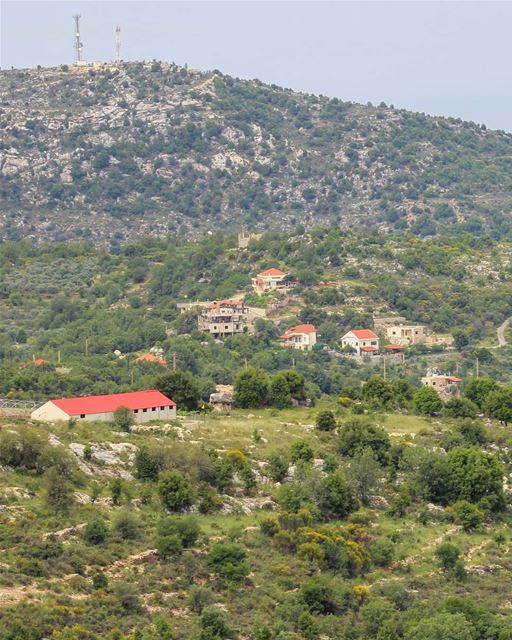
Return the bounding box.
[135,353,167,366]
[448,376,463,383]
[351,329,379,340]
[280,324,316,338]
[51,390,175,416]
[361,346,379,352]
[20,358,50,368]
[258,268,287,277]
[384,344,402,350]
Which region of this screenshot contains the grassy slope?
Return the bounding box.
[0,408,510,637]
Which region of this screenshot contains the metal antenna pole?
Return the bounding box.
[73,14,83,64]
[115,26,121,64]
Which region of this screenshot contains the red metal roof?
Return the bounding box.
[258,268,287,277]
[351,329,379,340]
[280,324,316,338]
[384,344,402,350]
[51,390,175,416]
[448,376,462,383]
[360,346,379,352]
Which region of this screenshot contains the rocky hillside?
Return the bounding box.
[2,61,512,243]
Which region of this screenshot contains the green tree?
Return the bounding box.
[156,515,201,558]
[413,386,443,416]
[338,417,391,465]
[270,372,292,409]
[84,519,109,545]
[290,440,314,463]
[199,607,232,640]
[234,367,269,408]
[316,470,358,520]
[443,397,478,419]
[435,542,461,571]
[348,448,383,505]
[266,453,289,482]
[453,330,470,351]
[464,377,498,410]
[316,410,337,432]
[155,369,201,411]
[113,405,133,431]
[44,467,74,513]
[405,612,476,640]
[449,500,484,532]
[207,542,249,587]
[158,470,195,511]
[133,445,159,481]
[446,447,504,510]
[484,387,512,425]
[110,478,123,506]
[362,376,394,409]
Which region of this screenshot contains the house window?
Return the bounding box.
[152,407,156,411]
[160,406,165,410]
[143,408,147,413]
[134,409,138,413]
[80,414,85,419]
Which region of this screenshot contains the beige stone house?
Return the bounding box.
[386,324,426,346]
[198,299,248,337]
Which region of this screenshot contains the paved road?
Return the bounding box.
[497,316,512,347]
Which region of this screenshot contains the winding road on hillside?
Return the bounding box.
[497,316,512,347]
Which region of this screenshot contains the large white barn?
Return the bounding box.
[31,390,176,423]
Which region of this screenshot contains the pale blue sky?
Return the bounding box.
[2,1,512,131]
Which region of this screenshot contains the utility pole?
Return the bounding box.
[73,15,83,64]
[476,357,480,378]
[115,26,121,64]
[383,355,387,381]
[57,350,61,365]
[292,356,296,370]
[172,352,177,371]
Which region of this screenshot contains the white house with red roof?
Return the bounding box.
[31,390,176,423]
[251,268,293,295]
[341,329,380,355]
[280,324,317,351]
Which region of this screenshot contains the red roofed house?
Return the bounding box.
[421,373,462,396]
[251,268,294,295]
[20,358,50,369]
[135,353,167,367]
[280,324,317,351]
[31,390,176,423]
[341,330,380,356]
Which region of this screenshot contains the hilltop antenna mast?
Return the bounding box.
[115,26,121,64]
[73,14,83,64]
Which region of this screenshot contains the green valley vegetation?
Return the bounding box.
[0,402,511,638]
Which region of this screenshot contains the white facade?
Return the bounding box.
[31,401,176,423]
[341,330,379,355]
[281,327,317,351]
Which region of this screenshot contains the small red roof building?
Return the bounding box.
[280,324,317,339]
[360,346,379,352]
[20,358,50,369]
[135,353,167,367]
[351,329,379,340]
[257,268,287,277]
[383,344,403,351]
